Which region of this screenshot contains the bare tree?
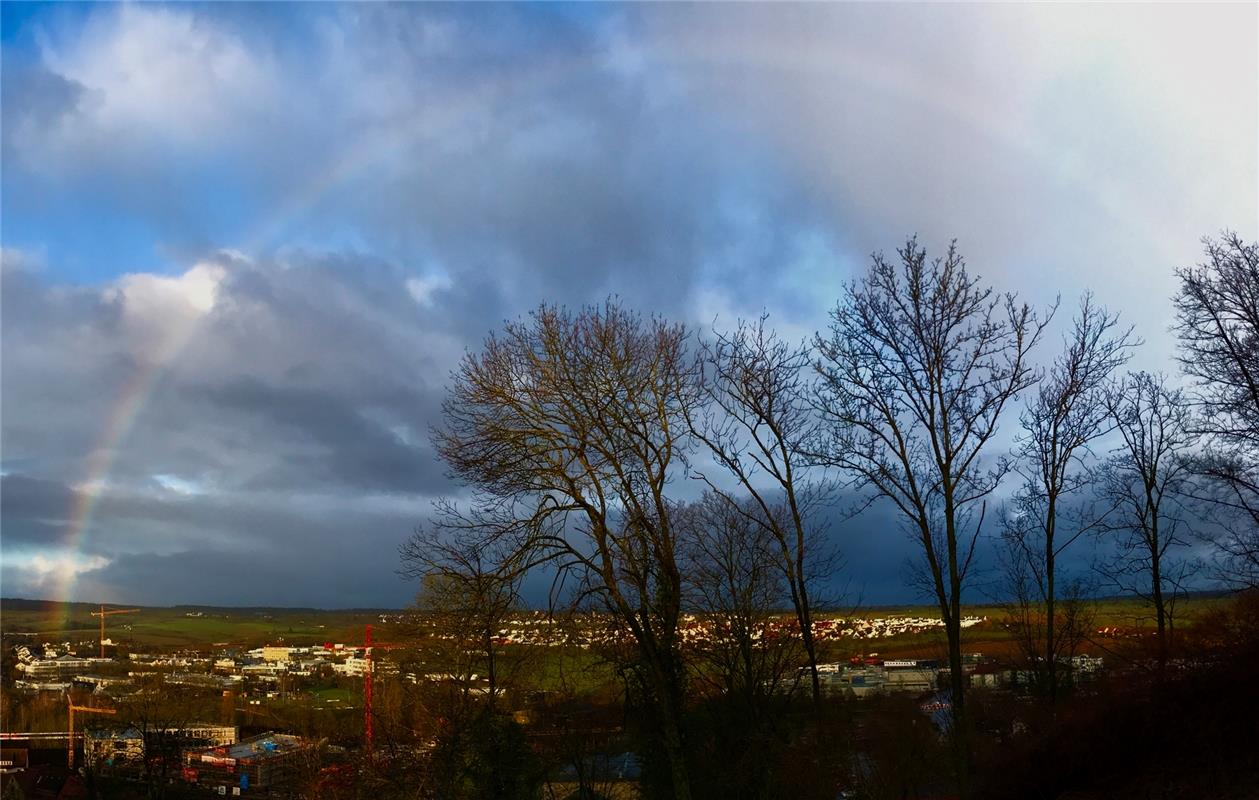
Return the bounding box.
[114,679,221,800]
[400,528,523,711]
[997,532,1095,695]
[396,536,542,800]
[811,237,1047,786]
[1096,372,1199,667]
[1173,232,1259,585]
[430,300,701,800]
[680,492,803,704]
[688,315,835,703]
[678,493,804,800]
[1002,294,1134,701]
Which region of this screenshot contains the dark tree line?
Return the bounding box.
[399,231,1259,800]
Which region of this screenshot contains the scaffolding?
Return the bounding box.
[182,732,316,791]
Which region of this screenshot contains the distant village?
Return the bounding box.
[1,608,1125,796]
[13,612,994,695]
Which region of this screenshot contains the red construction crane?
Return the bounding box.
[364,625,373,752]
[90,605,139,658]
[361,624,406,754]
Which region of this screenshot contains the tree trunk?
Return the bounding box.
[795,585,821,703]
[944,610,970,799]
[1151,548,1167,670]
[651,659,692,800]
[1045,508,1057,703]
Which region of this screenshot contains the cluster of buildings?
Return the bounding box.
[5,637,345,794]
[210,643,397,681]
[809,653,1108,698]
[677,614,989,647]
[7,636,402,711]
[85,724,238,770]
[12,644,113,691]
[83,726,320,793]
[811,614,987,641]
[418,611,994,651]
[814,658,945,697]
[179,733,316,792]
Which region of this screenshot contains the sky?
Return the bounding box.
[2,2,1256,609]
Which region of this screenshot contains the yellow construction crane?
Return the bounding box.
[90,605,139,658]
[68,701,116,769]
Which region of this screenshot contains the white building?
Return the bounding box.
[20,655,95,679]
[333,656,371,677]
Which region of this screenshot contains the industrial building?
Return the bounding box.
[86,724,238,770]
[164,672,241,690]
[12,680,72,692]
[182,733,317,792]
[84,728,145,769]
[70,675,136,694]
[883,660,939,693]
[812,659,942,697]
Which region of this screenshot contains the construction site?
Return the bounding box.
[181,733,317,792]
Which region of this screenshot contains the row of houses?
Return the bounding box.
[407,611,992,650]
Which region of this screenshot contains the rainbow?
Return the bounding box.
[42,50,566,615]
[53,290,215,620]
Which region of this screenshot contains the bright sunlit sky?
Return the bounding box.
[2,2,1256,607]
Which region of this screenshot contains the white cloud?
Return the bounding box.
[405,274,453,307]
[112,261,226,317]
[152,474,207,496]
[36,5,279,151]
[98,261,227,364]
[3,550,112,593]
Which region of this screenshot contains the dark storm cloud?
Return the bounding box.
[199,378,445,494]
[2,250,459,493]
[0,466,433,607]
[1,248,461,604]
[74,540,414,610]
[0,474,78,548]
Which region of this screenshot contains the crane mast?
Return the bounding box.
[67,701,116,769]
[90,605,140,658]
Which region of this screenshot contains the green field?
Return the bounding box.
[0,598,394,650]
[311,687,356,705]
[838,595,1226,624]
